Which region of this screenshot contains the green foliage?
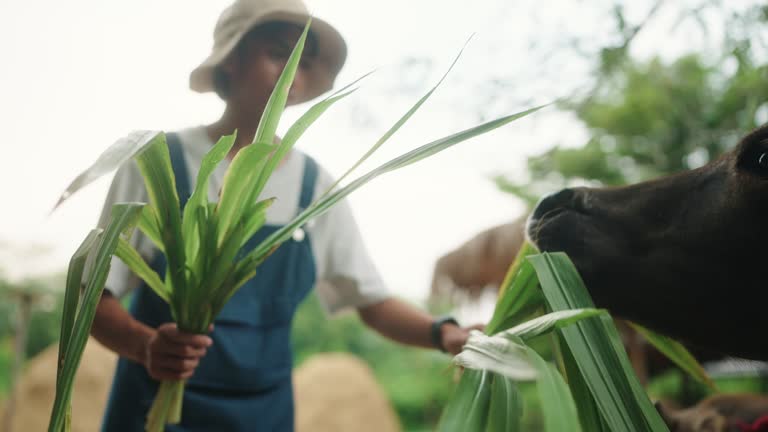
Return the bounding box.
[439,245,717,431]
[500,6,768,205]
[291,294,455,430]
[49,20,545,430]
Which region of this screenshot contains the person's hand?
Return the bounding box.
[441,323,484,355]
[143,323,213,380]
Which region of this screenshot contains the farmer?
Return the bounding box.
[90,0,479,430]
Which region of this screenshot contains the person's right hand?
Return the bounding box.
[143,323,213,381]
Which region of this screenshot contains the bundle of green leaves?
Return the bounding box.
[439,244,715,432]
[47,21,545,432]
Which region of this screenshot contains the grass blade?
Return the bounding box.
[53,130,161,210]
[558,335,608,432]
[486,374,523,432]
[528,252,669,432]
[240,198,275,247]
[250,81,364,204]
[454,330,538,381]
[181,132,236,265]
[49,203,143,432]
[437,369,493,432]
[137,206,164,253]
[253,20,310,147]
[215,142,273,247]
[236,104,548,274]
[524,341,583,432]
[56,229,102,393]
[133,135,187,321]
[320,38,473,199]
[486,251,542,335]
[501,308,606,341]
[629,322,716,390]
[114,237,169,303]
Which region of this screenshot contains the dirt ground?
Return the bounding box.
[0,338,401,432]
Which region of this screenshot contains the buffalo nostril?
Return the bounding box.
[531,188,576,220]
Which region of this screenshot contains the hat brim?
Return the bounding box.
[189,12,347,104]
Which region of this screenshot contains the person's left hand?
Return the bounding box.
[441,323,485,355]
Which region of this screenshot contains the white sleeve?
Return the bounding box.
[88,161,154,298]
[309,170,391,315]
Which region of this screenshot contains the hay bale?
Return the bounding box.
[294,353,400,432]
[1,338,116,432]
[3,341,400,431]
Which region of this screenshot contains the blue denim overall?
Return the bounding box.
[101,133,318,431]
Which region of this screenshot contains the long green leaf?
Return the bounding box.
[236,104,548,276]
[240,198,275,248]
[134,135,186,320]
[53,130,161,210]
[528,252,669,432]
[502,308,606,341]
[320,38,473,200]
[253,20,310,147]
[215,141,273,247]
[437,369,493,432]
[453,331,538,381]
[249,80,365,204]
[484,241,540,335]
[486,374,523,432]
[56,229,102,393]
[629,322,716,390]
[181,132,237,264]
[137,206,164,253]
[557,334,607,432]
[49,203,144,432]
[525,343,583,432]
[114,237,169,303]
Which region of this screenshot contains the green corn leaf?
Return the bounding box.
[56,229,102,394]
[137,206,164,253]
[437,369,493,432]
[486,374,523,432]
[454,330,538,381]
[558,334,609,432]
[200,222,251,327]
[501,308,606,341]
[485,242,543,335]
[52,130,162,211]
[133,135,186,317]
[528,252,669,432]
[215,141,273,247]
[237,104,548,274]
[49,203,144,432]
[114,237,169,303]
[524,341,583,432]
[250,78,366,204]
[320,38,472,200]
[629,322,717,390]
[182,132,237,264]
[241,198,276,247]
[253,19,310,147]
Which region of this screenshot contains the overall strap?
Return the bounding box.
[297,154,318,216]
[165,132,191,209]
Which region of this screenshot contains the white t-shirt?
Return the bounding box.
[97,126,390,315]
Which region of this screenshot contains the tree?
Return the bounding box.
[497,3,768,205]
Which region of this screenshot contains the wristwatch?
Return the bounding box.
[431,316,459,352]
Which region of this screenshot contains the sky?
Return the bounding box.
[0,0,754,309]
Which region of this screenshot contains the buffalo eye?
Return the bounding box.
[760,152,768,169]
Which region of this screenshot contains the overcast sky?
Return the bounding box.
[0,0,753,308]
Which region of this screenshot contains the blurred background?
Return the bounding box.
[0,0,766,430]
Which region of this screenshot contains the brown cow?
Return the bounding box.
[527,124,768,360]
